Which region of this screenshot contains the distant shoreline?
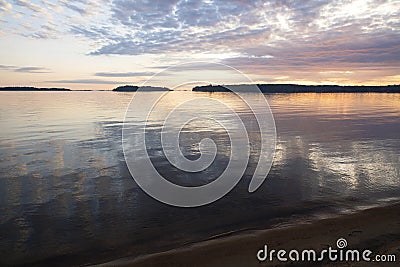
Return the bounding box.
[2,84,400,93]
[0,87,71,91]
[193,84,400,93]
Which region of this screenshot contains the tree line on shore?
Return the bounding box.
[2,84,399,93]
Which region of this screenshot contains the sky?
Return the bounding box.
[0,0,399,90]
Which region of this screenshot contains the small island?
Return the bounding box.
[113,85,171,92]
[0,86,71,91]
[193,84,400,93]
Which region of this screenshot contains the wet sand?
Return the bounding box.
[95,203,400,267]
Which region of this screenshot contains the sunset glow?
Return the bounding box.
[0,0,399,90]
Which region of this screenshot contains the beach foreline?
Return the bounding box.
[94,202,400,267]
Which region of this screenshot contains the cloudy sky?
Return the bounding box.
[0,0,399,90]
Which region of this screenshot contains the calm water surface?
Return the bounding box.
[0,91,399,265]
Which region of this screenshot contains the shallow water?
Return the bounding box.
[0,91,399,265]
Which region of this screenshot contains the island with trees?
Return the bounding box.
[113,85,171,92]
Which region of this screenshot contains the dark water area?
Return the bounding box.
[0,91,399,266]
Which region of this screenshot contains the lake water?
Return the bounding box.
[0,91,399,266]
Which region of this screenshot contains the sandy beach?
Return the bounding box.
[96,203,400,267]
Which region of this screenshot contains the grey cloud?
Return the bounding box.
[175,1,220,27]
[58,0,102,16]
[89,24,270,56]
[95,71,154,77]
[48,79,132,84]
[0,0,12,12]
[0,64,15,70]
[13,0,47,14]
[89,0,311,55]
[90,40,143,55]
[27,24,58,39]
[90,0,271,55]
[15,67,50,73]
[0,65,51,73]
[70,26,101,39]
[69,25,120,42]
[86,0,399,62]
[223,31,400,74]
[111,0,179,27]
[62,2,88,16]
